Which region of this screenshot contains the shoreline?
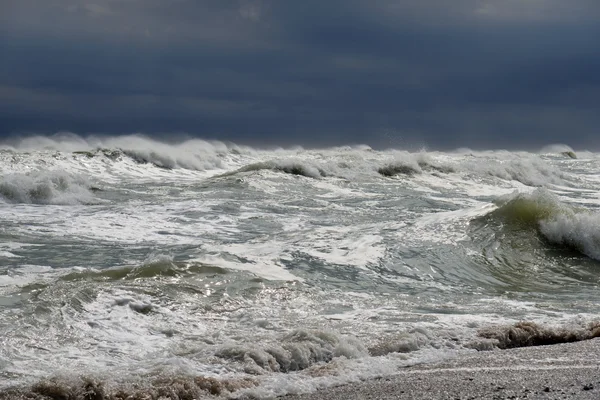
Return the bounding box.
[1,339,599,399]
[282,338,600,400]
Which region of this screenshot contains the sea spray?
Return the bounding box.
[3,136,600,398]
[0,171,97,205]
[485,189,600,261]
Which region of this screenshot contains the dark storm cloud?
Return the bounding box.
[1,0,599,148]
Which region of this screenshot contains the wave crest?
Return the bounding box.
[378,152,454,177]
[540,212,600,261]
[484,189,600,261]
[488,190,559,228]
[234,160,328,179]
[0,171,97,205]
[469,157,570,187]
[3,133,258,172]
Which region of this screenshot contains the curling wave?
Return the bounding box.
[484,190,600,261]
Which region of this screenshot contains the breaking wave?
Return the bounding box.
[477,321,600,349]
[223,152,455,181]
[216,330,367,373]
[78,147,226,171]
[0,375,256,400]
[377,152,455,177]
[367,328,439,356]
[486,189,560,228]
[539,212,600,261]
[3,322,599,400]
[2,133,257,172]
[484,190,600,261]
[233,160,329,179]
[0,171,98,205]
[2,134,571,188]
[467,156,571,187]
[377,163,420,177]
[540,143,577,158]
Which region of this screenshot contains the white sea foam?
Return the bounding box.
[192,246,302,282]
[539,143,576,154]
[3,134,570,190]
[300,229,386,269]
[482,189,600,262]
[3,141,600,397]
[410,203,497,245]
[464,155,572,187]
[1,133,256,170]
[540,211,600,261]
[0,170,97,205]
[0,265,54,288]
[235,159,329,179]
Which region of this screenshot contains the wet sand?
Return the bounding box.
[283,339,600,400]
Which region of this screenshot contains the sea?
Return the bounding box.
[1,134,599,399]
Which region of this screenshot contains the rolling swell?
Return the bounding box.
[57,258,229,282]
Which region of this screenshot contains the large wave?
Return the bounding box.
[465,156,572,187]
[540,211,600,261]
[2,134,579,188]
[223,150,456,180]
[378,156,455,177]
[231,159,329,179]
[1,133,257,172]
[0,171,98,205]
[484,189,600,261]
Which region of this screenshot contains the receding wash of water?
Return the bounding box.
[1,136,599,398]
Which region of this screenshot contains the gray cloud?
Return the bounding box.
[1,1,599,149]
[0,0,271,46]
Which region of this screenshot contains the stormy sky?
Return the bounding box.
[1,1,599,149]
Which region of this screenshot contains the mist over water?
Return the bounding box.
[1,135,599,398]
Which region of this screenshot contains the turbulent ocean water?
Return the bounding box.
[1,135,600,399]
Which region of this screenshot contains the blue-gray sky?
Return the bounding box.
[1,0,599,149]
